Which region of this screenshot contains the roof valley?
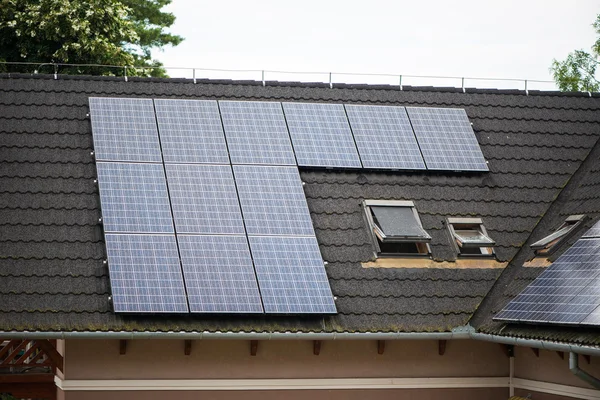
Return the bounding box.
[469,134,600,328]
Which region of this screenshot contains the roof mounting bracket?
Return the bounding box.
[438,340,447,356]
[313,340,321,355]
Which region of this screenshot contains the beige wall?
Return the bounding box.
[64,339,508,380]
[513,345,600,389]
[62,388,508,400]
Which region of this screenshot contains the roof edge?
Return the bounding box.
[1,329,599,356]
[0,330,469,341]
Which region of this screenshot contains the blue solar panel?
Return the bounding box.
[105,233,188,313]
[154,99,230,164]
[345,105,426,170]
[282,102,361,168]
[96,162,174,233]
[406,107,488,171]
[178,235,263,313]
[89,97,162,163]
[165,164,245,235]
[583,219,600,238]
[248,235,336,314]
[495,238,600,325]
[219,101,296,165]
[233,165,315,236]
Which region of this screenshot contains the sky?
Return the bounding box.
[155,0,599,90]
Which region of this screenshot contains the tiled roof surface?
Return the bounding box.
[1,74,600,336]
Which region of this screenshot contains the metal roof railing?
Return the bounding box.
[0,61,559,92]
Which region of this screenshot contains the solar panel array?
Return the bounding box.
[220,101,296,165]
[283,102,362,168]
[89,97,163,163]
[345,105,426,170]
[406,107,488,171]
[105,233,188,313]
[165,164,245,235]
[178,235,263,313]
[233,165,315,236]
[91,97,490,315]
[249,236,337,314]
[96,162,175,234]
[495,228,600,326]
[154,99,229,164]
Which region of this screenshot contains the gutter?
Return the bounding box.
[570,352,600,389]
[1,327,600,357]
[0,330,469,341]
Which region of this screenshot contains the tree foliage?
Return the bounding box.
[551,14,600,92]
[0,0,182,77]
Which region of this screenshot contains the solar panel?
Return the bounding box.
[219,101,296,165]
[105,233,188,313]
[495,238,600,325]
[165,164,245,235]
[582,219,600,238]
[96,162,174,233]
[282,102,362,168]
[89,97,163,163]
[248,235,336,314]
[178,235,263,313]
[345,105,426,170]
[233,165,315,236]
[154,99,230,164]
[405,107,488,171]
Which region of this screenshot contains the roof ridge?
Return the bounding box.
[3,73,600,98]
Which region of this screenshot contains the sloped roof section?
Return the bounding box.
[1,74,600,334]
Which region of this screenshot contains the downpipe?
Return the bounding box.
[569,352,600,389]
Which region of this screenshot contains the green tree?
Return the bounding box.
[0,0,182,77]
[551,14,600,92]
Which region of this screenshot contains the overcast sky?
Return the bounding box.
[155,1,599,90]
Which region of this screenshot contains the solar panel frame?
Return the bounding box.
[165,164,245,235]
[233,165,315,236]
[248,235,337,314]
[89,97,163,163]
[406,107,488,171]
[282,102,362,168]
[582,219,600,238]
[178,234,264,313]
[495,238,600,324]
[154,99,230,164]
[219,101,297,166]
[105,233,189,313]
[96,162,175,234]
[345,104,426,170]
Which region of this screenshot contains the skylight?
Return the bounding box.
[363,200,431,256]
[530,215,585,255]
[447,218,495,256]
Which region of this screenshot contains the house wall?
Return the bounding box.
[63,338,508,380]
[59,338,509,400]
[513,345,600,389]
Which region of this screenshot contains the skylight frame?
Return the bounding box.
[363,200,431,257]
[447,217,495,256]
[530,215,585,254]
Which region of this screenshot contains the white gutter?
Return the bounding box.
[1,328,599,357]
[0,330,469,340]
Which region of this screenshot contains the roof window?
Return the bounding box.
[447,218,495,256]
[531,215,585,255]
[363,200,431,256]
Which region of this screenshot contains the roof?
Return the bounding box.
[1,73,600,341]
